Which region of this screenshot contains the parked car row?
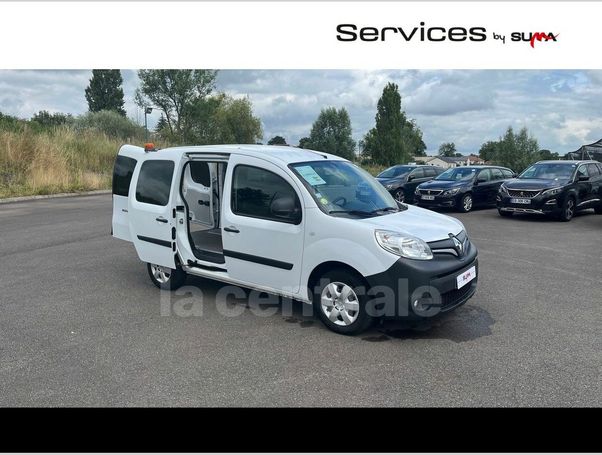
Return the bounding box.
[377,160,602,222]
[497,160,602,221]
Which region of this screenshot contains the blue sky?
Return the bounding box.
[0,69,600,155]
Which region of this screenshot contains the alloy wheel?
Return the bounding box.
[463,195,473,211]
[566,199,574,220]
[394,190,405,203]
[150,264,171,284]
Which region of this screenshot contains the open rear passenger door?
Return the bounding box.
[128,157,179,269]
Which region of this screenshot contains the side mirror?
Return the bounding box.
[476,177,487,184]
[270,194,301,222]
[578,175,590,182]
[407,175,415,181]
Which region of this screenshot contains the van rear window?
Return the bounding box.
[136,160,175,206]
[112,155,137,197]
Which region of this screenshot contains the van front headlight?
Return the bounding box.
[375,230,433,260]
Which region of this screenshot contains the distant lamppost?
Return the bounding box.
[144,106,153,142]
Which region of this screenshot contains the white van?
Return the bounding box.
[112,144,478,334]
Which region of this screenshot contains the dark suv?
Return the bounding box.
[497,160,602,221]
[415,166,515,212]
[376,165,444,203]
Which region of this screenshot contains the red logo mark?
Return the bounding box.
[530,32,559,48]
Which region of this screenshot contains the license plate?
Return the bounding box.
[456,266,477,289]
[421,195,435,200]
[511,198,531,204]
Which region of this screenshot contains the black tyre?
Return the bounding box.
[147,262,187,290]
[498,209,513,217]
[313,268,373,335]
[457,193,473,213]
[558,196,575,222]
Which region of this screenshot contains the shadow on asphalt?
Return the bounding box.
[183,275,494,342]
[363,305,495,344]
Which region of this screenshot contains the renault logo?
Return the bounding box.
[449,233,464,256]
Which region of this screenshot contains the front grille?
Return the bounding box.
[440,282,475,311]
[429,231,470,257]
[507,189,541,198]
[419,189,443,196]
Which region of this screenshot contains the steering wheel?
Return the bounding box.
[332,196,347,206]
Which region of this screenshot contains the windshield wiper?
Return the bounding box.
[369,207,399,214]
[328,207,399,217]
[328,209,376,217]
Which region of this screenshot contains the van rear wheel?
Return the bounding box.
[313,269,373,335]
[147,263,187,290]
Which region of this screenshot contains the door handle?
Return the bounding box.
[156,217,168,223]
[122,209,128,213]
[223,226,240,233]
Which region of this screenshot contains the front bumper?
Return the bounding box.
[497,193,563,215]
[415,193,459,208]
[364,241,478,319]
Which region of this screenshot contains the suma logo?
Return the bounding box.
[511,32,559,48]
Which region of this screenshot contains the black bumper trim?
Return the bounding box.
[223,250,293,270]
[137,235,172,248]
[365,241,478,319]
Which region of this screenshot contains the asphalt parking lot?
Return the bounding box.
[1,194,600,406]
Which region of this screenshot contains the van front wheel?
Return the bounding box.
[313,269,373,335]
[147,263,187,290]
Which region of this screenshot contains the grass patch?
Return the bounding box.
[0,126,124,198]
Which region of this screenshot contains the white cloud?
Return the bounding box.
[0,69,601,155]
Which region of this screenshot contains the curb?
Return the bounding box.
[0,189,112,205]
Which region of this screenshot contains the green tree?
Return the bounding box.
[438,142,457,157]
[298,137,311,149]
[135,69,217,142]
[478,140,498,162]
[155,114,168,134]
[31,110,72,128]
[363,82,426,166]
[486,126,540,173]
[306,107,356,160]
[74,110,145,141]
[188,94,262,145]
[539,149,559,160]
[402,119,427,157]
[85,70,126,116]
[267,135,287,145]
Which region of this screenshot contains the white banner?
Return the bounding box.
[0,1,600,69]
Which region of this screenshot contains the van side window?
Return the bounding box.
[232,165,301,224]
[190,161,211,187]
[112,156,137,197]
[502,169,514,179]
[136,160,175,206]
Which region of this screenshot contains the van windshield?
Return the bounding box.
[290,160,400,217]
